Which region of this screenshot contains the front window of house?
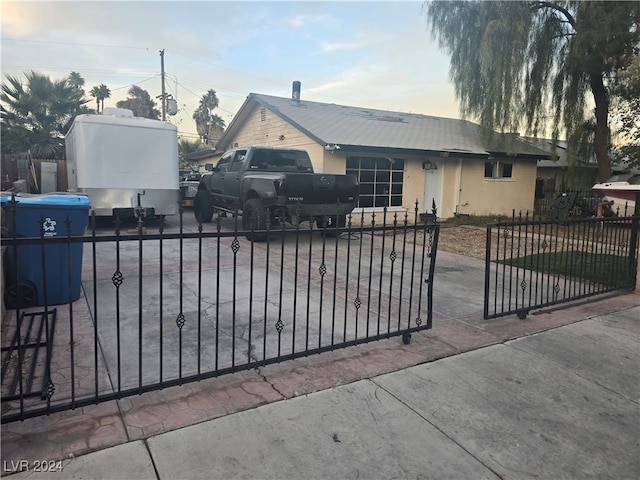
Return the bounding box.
[346,156,404,207]
[484,161,513,179]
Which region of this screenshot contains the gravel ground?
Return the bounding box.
[435,224,488,260]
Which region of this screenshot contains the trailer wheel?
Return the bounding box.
[243,198,268,241]
[4,281,37,310]
[194,190,214,223]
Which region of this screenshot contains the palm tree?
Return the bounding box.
[208,114,226,144]
[97,84,110,112]
[67,71,85,91]
[1,70,89,157]
[193,89,221,144]
[90,83,111,113]
[89,86,101,112]
[178,137,202,163]
[202,89,219,114]
[192,107,209,141]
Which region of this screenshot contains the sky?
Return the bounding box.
[0,0,461,141]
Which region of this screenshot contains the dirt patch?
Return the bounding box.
[436,225,487,260]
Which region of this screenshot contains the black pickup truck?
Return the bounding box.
[193,146,358,240]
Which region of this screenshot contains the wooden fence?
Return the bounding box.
[1,154,68,193]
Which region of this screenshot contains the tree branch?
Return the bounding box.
[532,1,577,30]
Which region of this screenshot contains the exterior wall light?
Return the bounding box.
[423,159,438,170]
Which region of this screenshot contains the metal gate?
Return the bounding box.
[484,212,639,319]
[1,200,439,423]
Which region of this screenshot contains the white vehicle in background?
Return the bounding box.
[592,172,640,216]
[179,167,201,207]
[65,108,180,219]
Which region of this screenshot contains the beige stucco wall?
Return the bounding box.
[223,105,325,167]
[404,155,428,214]
[196,154,220,170]
[220,105,345,175]
[453,158,537,217]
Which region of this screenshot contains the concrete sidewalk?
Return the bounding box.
[3,296,639,479]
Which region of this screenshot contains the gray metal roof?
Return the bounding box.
[520,137,598,168]
[219,93,550,159]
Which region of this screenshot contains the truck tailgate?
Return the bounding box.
[287,174,358,203]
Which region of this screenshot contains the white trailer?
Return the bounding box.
[65,108,179,218]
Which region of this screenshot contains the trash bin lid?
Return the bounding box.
[0,193,90,209]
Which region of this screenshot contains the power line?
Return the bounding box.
[168,77,236,117]
[4,34,433,115]
[2,65,157,79]
[165,50,286,89]
[109,75,161,92]
[4,39,344,111]
[2,36,160,52]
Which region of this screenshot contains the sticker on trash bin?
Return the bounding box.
[42,217,57,236]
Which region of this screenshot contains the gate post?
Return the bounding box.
[632,192,640,293]
[636,248,639,294]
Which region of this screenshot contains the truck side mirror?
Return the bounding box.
[205,163,214,171]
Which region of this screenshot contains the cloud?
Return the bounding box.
[318,30,392,54]
[306,63,388,97]
[0,0,461,136]
[287,14,339,29]
[320,40,368,53]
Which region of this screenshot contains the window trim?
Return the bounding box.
[484,161,514,180]
[346,155,405,208]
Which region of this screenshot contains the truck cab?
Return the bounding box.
[194,146,358,240]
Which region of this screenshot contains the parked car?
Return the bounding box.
[179,168,201,207]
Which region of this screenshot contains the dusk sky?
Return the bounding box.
[1,1,461,140]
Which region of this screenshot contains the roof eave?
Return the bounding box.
[336,144,490,158]
[185,147,217,161]
[214,94,256,151]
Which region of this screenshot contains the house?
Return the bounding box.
[185,147,217,167]
[520,137,599,193]
[197,82,551,219]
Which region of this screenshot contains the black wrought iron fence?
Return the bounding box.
[534,189,635,219]
[1,199,439,423]
[484,211,639,320]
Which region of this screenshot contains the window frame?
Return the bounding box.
[484,161,514,179]
[346,156,405,208]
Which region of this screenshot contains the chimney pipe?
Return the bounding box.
[292,81,301,103]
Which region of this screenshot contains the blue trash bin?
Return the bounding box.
[1,193,90,308]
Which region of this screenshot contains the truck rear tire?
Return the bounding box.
[194,190,214,223]
[243,198,268,241]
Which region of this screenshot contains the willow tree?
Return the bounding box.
[116,86,160,119]
[611,53,640,169]
[424,1,640,181]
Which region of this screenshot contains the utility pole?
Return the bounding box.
[160,49,166,121]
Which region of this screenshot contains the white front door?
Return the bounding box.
[423,159,442,215]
